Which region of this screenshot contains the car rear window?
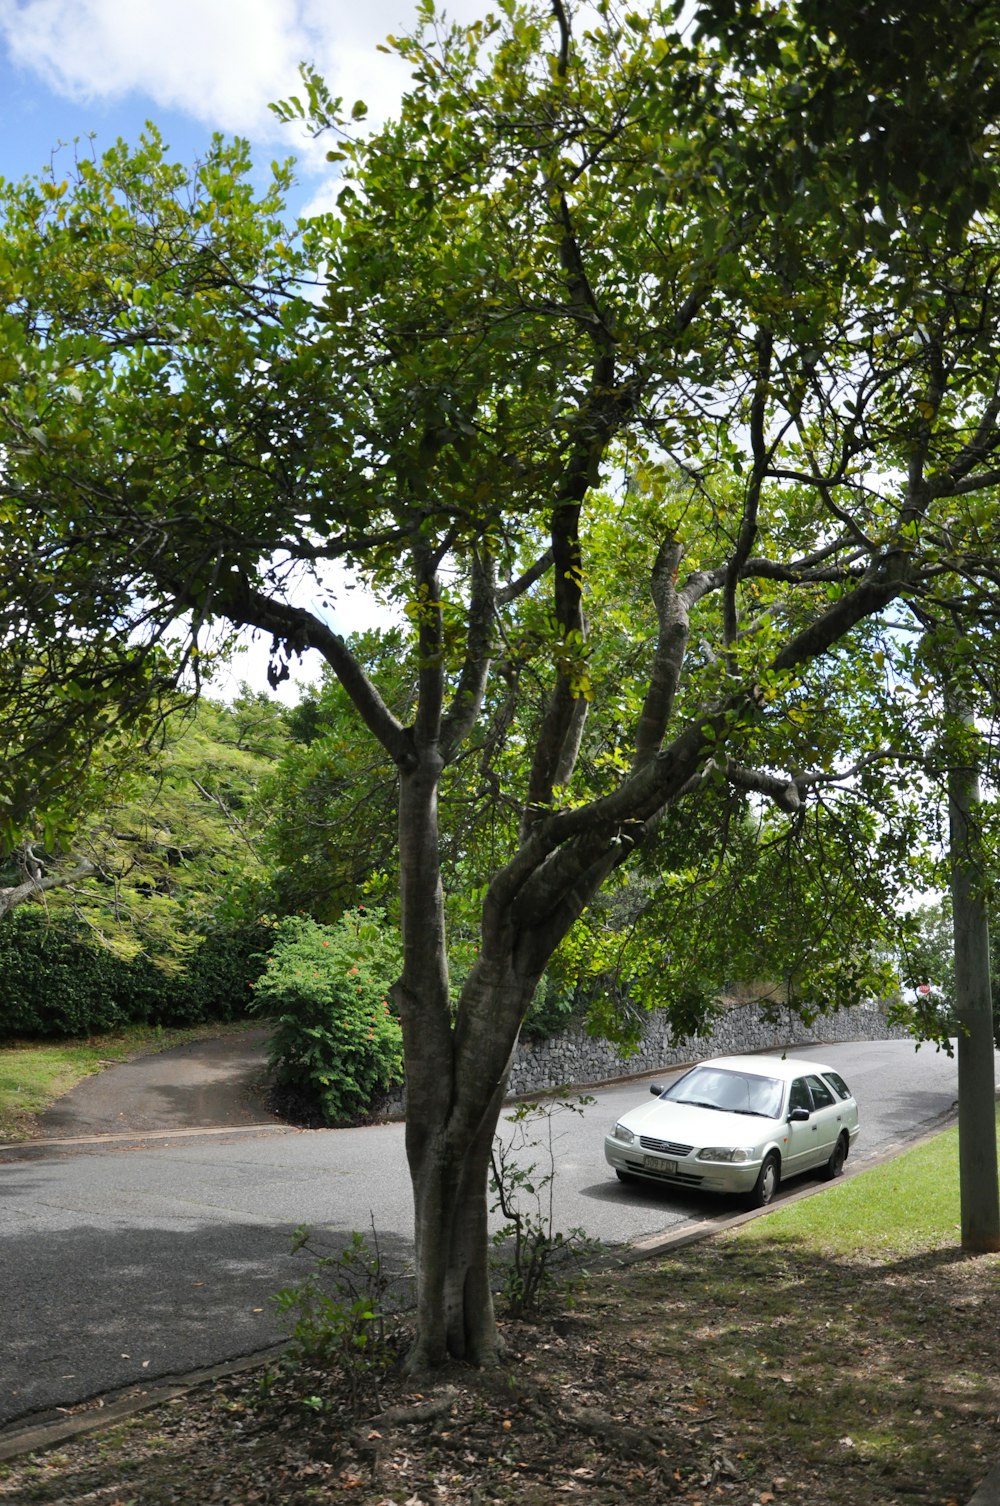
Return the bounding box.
[805,1074,836,1109]
[821,1070,852,1101]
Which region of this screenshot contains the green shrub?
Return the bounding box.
[251,909,403,1124]
[0,908,266,1040]
[0,909,157,1038]
[158,924,270,1026]
[490,1097,602,1317]
[272,1225,401,1417]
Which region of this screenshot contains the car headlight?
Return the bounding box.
[611,1123,635,1145]
[696,1147,750,1163]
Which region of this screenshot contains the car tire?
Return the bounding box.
[616,1169,639,1185]
[822,1133,848,1182]
[748,1152,780,1209]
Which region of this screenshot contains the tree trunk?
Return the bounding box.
[396,751,543,1368]
[406,1076,508,1369]
[404,958,535,1369]
[948,712,1000,1253]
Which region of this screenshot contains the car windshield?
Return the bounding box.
[662,1066,784,1118]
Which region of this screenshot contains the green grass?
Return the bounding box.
[0,1020,259,1141]
[735,1108,1000,1255]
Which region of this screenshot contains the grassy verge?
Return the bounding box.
[0,1021,261,1142]
[2,1109,997,1506]
[737,1111,975,1255]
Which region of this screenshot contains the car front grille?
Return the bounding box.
[639,1135,694,1157]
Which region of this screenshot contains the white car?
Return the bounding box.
[604,1053,860,1207]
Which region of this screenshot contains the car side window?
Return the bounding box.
[805,1074,836,1109]
[788,1078,811,1114]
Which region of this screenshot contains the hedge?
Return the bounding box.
[0,908,268,1040]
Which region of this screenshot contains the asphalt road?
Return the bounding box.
[0,1038,973,1431]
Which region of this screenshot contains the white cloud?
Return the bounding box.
[0,0,424,153]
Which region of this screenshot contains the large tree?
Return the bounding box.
[4,1,1000,1361]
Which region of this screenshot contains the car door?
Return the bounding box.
[803,1072,844,1167]
[783,1076,819,1176]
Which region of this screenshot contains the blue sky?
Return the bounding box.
[0,0,445,218]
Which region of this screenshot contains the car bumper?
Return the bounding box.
[604,1135,763,1195]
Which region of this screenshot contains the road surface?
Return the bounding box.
[0,1038,971,1431]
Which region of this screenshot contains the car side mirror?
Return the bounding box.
[649,1084,664,1096]
[788,1106,811,1122]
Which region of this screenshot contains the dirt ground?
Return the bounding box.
[2,1230,998,1506]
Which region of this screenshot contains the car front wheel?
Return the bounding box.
[749,1152,780,1209]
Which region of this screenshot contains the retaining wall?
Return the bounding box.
[506,997,909,1097]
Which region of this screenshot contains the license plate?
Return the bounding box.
[643,1155,677,1176]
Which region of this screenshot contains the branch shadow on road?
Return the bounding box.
[0,1219,415,1431]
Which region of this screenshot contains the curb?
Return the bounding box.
[0,1346,287,1463]
[0,1122,296,1159]
[968,1461,1000,1506]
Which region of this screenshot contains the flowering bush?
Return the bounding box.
[251,910,403,1125]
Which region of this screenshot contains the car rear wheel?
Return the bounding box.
[748,1152,780,1208]
[822,1133,848,1181]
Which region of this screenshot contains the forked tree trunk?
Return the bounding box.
[406,1078,507,1368]
[402,957,539,1369]
[396,750,547,1367]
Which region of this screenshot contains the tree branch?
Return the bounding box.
[632,534,686,769]
[724,328,772,650]
[412,541,446,752]
[0,859,98,921]
[211,582,412,768]
[496,549,552,605]
[441,550,495,761]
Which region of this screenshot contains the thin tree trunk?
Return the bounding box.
[948,707,1000,1253]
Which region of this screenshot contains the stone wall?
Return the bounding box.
[505,997,910,1097]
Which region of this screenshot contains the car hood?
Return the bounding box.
[619,1096,781,1146]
